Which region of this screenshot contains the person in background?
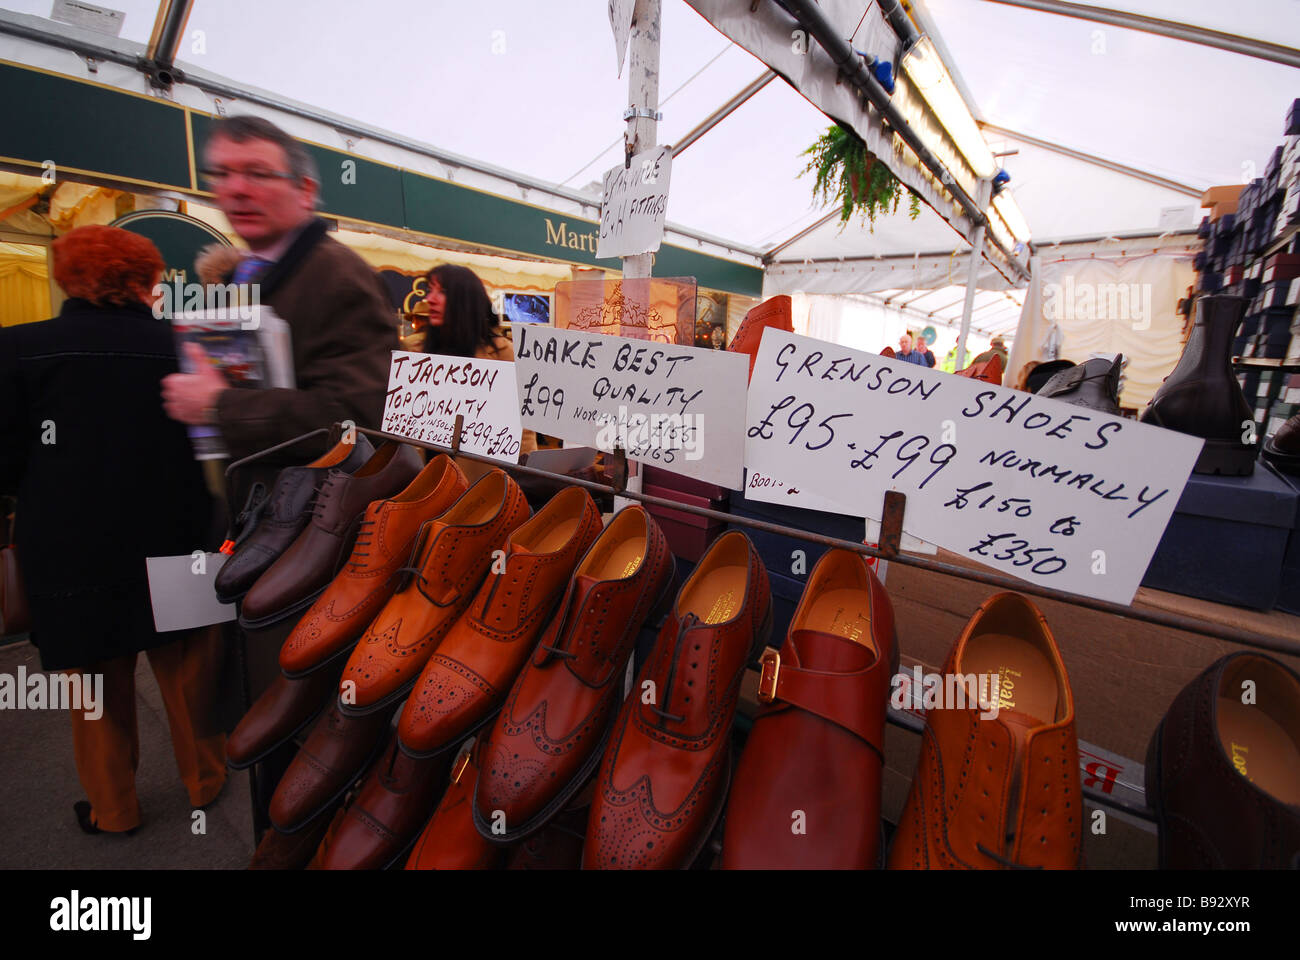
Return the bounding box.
[941,345,958,373]
[915,333,937,368]
[896,332,927,366]
[0,225,224,837]
[973,336,1009,366]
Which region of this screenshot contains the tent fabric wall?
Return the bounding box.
[1010,252,1194,409]
[0,242,51,326]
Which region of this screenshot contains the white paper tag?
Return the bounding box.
[145,554,236,633]
[596,145,672,259]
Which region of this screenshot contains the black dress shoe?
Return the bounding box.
[1140,294,1257,476]
[74,801,137,837]
[1037,355,1123,415]
[214,435,375,603]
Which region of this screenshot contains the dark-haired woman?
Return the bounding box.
[421,264,538,471]
[0,224,224,839]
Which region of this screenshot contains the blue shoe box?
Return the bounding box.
[1141,465,1298,610]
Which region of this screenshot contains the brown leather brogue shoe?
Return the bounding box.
[279,455,469,678]
[888,592,1082,870]
[225,665,343,770]
[472,505,674,842]
[406,740,506,870]
[315,733,450,870]
[583,530,771,869]
[268,699,396,833]
[397,485,604,758]
[216,435,374,603]
[239,441,423,630]
[1146,651,1300,869]
[338,469,532,716]
[722,548,897,869]
[248,801,341,870]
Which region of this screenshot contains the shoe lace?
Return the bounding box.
[649,613,698,728]
[347,515,378,571]
[537,575,600,664]
[231,481,269,546]
[309,469,345,523]
[975,842,1044,870]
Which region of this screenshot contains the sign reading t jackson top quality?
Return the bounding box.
[382,351,523,462]
[744,330,1202,605]
[513,325,748,489]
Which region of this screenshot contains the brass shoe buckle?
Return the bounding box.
[757,647,781,704]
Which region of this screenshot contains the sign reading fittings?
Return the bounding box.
[596,145,672,260]
[744,330,1202,604]
[513,325,748,489]
[382,350,523,462]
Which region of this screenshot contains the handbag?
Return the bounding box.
[1,507,30,638]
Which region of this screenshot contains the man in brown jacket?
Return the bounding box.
[162,115,396,482]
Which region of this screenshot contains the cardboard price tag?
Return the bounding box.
[744,330,1202,605]
[513,325,748,490]
[596,145,672,260]
[381,350,523,462]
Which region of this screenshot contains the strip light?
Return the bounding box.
[993,191,1032,244]
[901,36,997,179]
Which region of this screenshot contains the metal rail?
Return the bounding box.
[298,422,1300,659]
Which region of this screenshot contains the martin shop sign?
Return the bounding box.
[382,351,523,462]
[744,330,1202,604]
[513,325,748,489]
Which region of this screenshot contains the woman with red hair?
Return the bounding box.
[0,224,225,839]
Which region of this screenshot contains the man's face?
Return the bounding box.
[204,135,316,250]
[899,334,912,352]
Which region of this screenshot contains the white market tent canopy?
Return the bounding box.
[1,0,1297,342]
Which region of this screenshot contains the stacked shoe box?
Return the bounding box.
[1214,99,1300,437]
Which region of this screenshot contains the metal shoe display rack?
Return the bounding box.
[225,416,1300,844]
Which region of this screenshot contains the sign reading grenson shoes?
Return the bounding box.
[744,330,1203,604]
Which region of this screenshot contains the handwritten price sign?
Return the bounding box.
[745,330,1202,604]
[382,351,523,462]
[596,145,672,260]
[513,325,748,489]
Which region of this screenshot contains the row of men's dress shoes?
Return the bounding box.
[223,438,1300,869]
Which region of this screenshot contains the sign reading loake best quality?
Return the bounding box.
[513,325,749,489]
[744,330,1203,605]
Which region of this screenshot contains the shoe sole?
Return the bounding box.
[1194,438,1257,476]
[237,585,328,632]
[468,560,681,845]
[280,638,363,681]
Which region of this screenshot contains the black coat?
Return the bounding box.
[0,298,215,670]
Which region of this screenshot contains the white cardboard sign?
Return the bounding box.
[596,145,672,260]
[147,554,236,632]
[744,330,1202,604]
[609,0,635,76]
[381,351,523,462]
[513,325,748,490]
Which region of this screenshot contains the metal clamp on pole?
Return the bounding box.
[623,105,663,121]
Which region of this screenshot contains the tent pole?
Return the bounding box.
[622,0,662,283]
[955,178,993,370]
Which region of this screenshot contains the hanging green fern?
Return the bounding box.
[801,123,922,229]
